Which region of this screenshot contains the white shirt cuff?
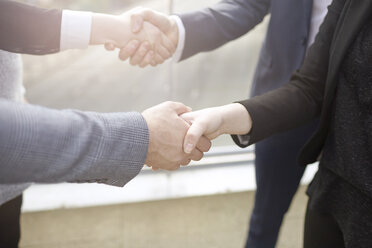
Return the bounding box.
[170,15,185,63]
[237,135,250,146]
[60,10,92,51]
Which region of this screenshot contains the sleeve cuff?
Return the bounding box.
[170,15,185,63]
[231,134,250,148]
[60,10,92,51]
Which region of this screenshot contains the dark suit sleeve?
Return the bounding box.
[232,0,346,147]
[0,0,62,55]
[179,0,271,60]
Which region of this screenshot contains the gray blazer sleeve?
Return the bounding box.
[0,99,148,187]
[179,0,271,60]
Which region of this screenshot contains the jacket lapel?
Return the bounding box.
[299,0,372,166]
[324,0,372,104]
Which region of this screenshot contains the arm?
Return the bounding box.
[179,0,271,60]
[116,0,270,67]
[0,0,62,54]
[234,0,345,146]
[0,1,174,57]
[181,0,346,151]
[0,99,147,186]
[0,100,211,185]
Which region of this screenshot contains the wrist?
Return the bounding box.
[220,103,252,135]
[90,13,129,46]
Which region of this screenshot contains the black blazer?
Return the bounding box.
[0,0,62,55]
[233,0,372,166]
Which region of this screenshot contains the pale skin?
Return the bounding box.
[76,10,210,170]
[142,101,212,171]
[111,10,254,154]
[90,8,176,65]
[105,8,179,67]
[181,103,252,154]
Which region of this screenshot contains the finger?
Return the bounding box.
[139,51,155,68]
[161,35,176,55]
[156,45,171,61]
[104,42,116,51]
[189,149,203,161]
[118,40,141,61]
[141,9,171,33]
[131,13,145,33]
[150,59,158,67]
[180,159,192,166]
[168,165,181,171]
[196,136,212,153]
[153,53,165,65]
[130,41,152,66]
[166,102,192,115]
[180,112,195,125]
[184,121,206,154]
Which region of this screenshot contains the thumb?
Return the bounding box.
[104,41,116,51]
[131,13,145,33]
[169,102,192,115]
[184,121,206,154]
[141,9,171,33]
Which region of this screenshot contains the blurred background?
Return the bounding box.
[14,0,317,247]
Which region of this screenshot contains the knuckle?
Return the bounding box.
[130,59,137,66]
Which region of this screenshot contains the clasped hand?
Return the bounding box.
[103,7,178,67]
[142,102,252,171]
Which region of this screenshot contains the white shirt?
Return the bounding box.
[308,0,333,47]
[62,0,332,64]
[60,10,92,51]
[172,0,332,62]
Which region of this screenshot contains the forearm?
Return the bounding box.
[0,1,62,54]
[231,0,345,148]
[0,99,148,186]
[90,13,129,46]
[0,1,133,55]
[179,0,270,60]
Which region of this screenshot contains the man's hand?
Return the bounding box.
[142,102,211,171]
[181,104,253,154]
[113,8,179,67]
[90,9,176,67]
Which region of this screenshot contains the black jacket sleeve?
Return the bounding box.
[0,0,62,55]
[232,0,346,147]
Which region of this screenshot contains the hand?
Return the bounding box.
[90,9,175,66]
[181,104,252,154]
[113,8,179,67]
[142,102,211,171]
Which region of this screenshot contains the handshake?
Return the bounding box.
[142,101,252,171]
[90,7,179,67]
[90,8,253,170]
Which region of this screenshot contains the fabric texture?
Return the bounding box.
[305,17,372,246]
[0,1,62,55]
[178,0,317,247]
[0,0,149,194]
[314,16,372,198]
[0,50,31,205]
[0,100,148,186]
[0,195,22,248]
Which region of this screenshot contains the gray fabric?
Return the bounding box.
[0,49,31,205]
[0,50,24,101]
[0,100,148,186]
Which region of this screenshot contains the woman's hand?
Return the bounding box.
[181,103,252,154]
